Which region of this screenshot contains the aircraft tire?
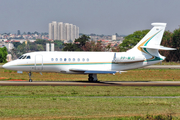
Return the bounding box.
[29,79,33,82]
[88,77,94,82]
[89,74,93,78]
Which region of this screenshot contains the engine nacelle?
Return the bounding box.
[113,53,145,63]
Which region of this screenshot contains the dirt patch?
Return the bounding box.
[0,77,7,80]
[8,79,27,81]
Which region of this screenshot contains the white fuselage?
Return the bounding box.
[3,51,162,74]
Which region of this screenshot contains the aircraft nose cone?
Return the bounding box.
[2,63,8,69]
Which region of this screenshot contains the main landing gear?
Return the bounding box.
[88,74,98,82]
[28,72,33,82]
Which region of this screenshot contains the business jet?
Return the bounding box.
[2,23,176,82]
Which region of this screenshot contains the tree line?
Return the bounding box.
[11,39,64,59]
[63,35,119,52]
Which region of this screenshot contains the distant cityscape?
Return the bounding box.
[0,31,49,40]
[0,21,124,57]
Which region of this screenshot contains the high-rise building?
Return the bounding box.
[52,21,58,40]
[49,23,53,39]
[49,21,79,41]
[76,26,79,39]
[70,24,75,41]
[58,22,64,40]
[65,23,71,41]
[17,30,20,35]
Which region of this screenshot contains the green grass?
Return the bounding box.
[1,68,180,81]
[0,97,179,119]
[0,86,180,97]
[1,65,180,119]
[0,86,179,119]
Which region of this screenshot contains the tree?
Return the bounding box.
[63,43,81,51]
[159,31,173,62]
[63,35,90,51]
[37,44,44,51]
[169,28,180,61]
[54,40,64,51]
[12,42,21,48]
[35,39,47,46]
[105,43,111,51]
[74,35,90,48]
[119,30,150,52]
[82,41,104,51]
[0,47,8,63]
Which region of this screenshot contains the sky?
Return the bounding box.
[0,0,180,35]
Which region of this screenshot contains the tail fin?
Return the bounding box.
[128,23,176,57]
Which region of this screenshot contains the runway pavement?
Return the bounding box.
[0,81,180,86]
[143,65,180,69]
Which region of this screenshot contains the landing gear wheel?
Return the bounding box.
[28,72,33,82]
[88,77,94,82]
[88,74,98,82]
[88,74,93,78]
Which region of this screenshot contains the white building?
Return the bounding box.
[49,21,79,41]
[49,23,53,40]
[52,21,58,40]
[112,35,116,40]
[76,26,79,39]
[58,22,64,40]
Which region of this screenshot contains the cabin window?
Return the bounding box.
[73,58,75,61]
[64,58,67,61]
[78,58,80,61]
[51,58,54,61]
[60,58,62,61]
[56,58,58,61]
[82,58,85,62]
[68,58,71,61]
[26,56,31,59]
[18,55,23,59]
[87,58,89,62]
[22,55,27,59]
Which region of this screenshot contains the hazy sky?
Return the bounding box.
[1,0,180,35]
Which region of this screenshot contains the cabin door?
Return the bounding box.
[35,54,43,71]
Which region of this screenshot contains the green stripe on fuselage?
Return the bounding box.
[16,62,113,67]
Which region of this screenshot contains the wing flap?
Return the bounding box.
[69,68,117,74]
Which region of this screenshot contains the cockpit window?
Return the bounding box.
[22,55,27,59]
[18,55,23,59]
[26,56,31,59]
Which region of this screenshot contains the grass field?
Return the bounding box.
[0,68,180,81]
[0,86,180,119]
[1,66,180,119]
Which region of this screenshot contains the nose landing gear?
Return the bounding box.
[28,72,32,82]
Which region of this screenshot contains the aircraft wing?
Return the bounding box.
[69,69,117,74]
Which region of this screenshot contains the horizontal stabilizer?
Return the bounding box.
[140,46,176,50]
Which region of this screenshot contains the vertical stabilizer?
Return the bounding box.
[130,23,167,52]
[127,23,176,62]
